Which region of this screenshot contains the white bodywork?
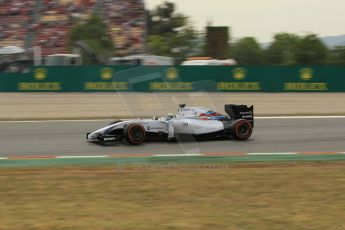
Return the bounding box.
[88,106,227,140]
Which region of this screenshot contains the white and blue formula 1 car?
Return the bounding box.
[87,104,254,145]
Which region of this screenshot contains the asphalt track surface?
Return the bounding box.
[0,118,345,157]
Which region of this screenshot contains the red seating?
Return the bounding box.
[0,0,146,56]
[0,0,34,48]
[102,0,145,55]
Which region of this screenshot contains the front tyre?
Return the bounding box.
[232,120,253,140]
[123,123,146,145]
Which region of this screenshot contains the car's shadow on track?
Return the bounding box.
[87,137,253,147]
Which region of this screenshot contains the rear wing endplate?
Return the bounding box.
[225,104,254,127]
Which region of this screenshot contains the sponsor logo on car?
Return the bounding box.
[150,126,165,130]
[240,111,253,115]
[104,137,116,141]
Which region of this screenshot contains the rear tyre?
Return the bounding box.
[232,120,253,140]
[123,123,146,145]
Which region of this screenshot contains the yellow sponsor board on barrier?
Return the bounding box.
[100,68,113,80]
[284,83,328,91]
[150,82,193,91]
[84,82,128,91]
[283,68,329,91]
[18,82,62,91]
[84,68,128,91]
[18,68,62,91]
[165,67,179,80]
[34,68,47,80]
[232,68,247,80]
[300,68,314,81]
[217,82,261,91]
[216,67,261,91]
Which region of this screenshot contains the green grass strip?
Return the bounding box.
[1,154,345,168]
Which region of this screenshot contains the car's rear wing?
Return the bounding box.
[225,104,254,127]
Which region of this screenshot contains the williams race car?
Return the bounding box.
[86,104,254,145]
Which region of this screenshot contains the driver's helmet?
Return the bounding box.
[199,110,226,120]
[166,113,176,120]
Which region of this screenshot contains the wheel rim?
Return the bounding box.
[130,127,144,141]
[239,124,249,136]
[235,121,252,139]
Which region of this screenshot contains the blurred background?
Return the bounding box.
[1,2,345,229]
[1,0,344,72]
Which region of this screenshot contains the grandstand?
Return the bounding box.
[98,0,146,55]
[0,0,35,48]
[0,0,146,57]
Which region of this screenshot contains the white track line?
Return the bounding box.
[247,152,298,155]
[154,154,204,157]
[55,155,109,159]
[1,152,345,160]
[257,116,345,119]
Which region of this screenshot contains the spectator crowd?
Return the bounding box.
[102,0,145,55]
[0,0,146,56]
[0,0,35,47]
